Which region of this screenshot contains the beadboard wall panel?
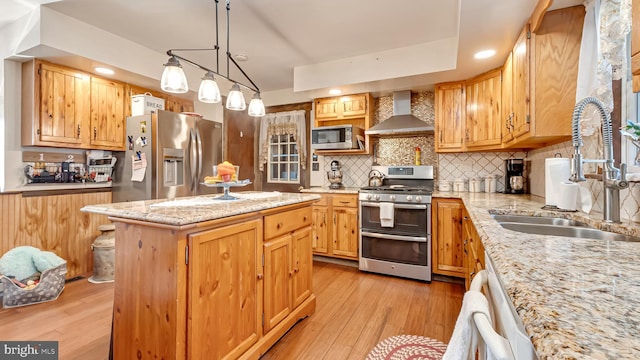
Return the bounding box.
[0,191,111,279]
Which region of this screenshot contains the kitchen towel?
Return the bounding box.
[545,158,571,206]
[557,182,579,210]
[379,203,395,228]
[442,290,491,360]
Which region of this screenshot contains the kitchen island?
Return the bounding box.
[435,191,640,359]
[81,191,320,360]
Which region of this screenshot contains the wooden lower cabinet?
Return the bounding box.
[111,203,316,360]
[462,209,485,290]
[188,220,262,359]
[0,191,111,279]
[431,198,465,277]
[432,198,485,285]
[310,193,359,260]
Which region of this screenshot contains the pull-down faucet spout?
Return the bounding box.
[570,97,628,223]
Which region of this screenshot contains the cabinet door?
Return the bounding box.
[465,69,502,149]
[435,82,465,152]
[339,94,368,118]
[332,207,359,259]
[501,52,515,144]
[432,198,465,277]
[291,227,312,309]
[311,205,330,254]
[264,234,292,333]
[38,63,89,145]
[90,77,125,150]
[315,98,339,120]
[510,25,531,140]
[188,219,261,360]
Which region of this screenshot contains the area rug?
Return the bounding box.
[366,335,447,360]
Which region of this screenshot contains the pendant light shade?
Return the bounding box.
[226,83,246,111]
[161,56,189,93]
[198,71,222,103]
[247,92,265,117]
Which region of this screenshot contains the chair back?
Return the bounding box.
[469,270,515,360]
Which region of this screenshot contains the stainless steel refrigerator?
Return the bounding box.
[113,110,222,202]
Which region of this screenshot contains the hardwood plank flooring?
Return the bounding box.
[0,262,464,360]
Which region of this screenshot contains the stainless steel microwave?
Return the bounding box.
[311,125,364,150]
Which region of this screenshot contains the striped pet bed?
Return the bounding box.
[366,335,447,360]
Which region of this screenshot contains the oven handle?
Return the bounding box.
[360,202,428,210]
[361,231,427,243]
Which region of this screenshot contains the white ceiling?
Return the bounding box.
[2,0,583,102]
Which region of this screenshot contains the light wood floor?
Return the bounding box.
[0,261,464,360]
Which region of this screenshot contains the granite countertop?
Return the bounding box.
[435,191,640,359]
[300,186,360,194]
[81,191,320,226]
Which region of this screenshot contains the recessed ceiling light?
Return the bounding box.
[474,49,496,59]
[329,89,342,95]
[95,67,115,75]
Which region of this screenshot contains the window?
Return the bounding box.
[258,110,307,182]
[268,134,300,183]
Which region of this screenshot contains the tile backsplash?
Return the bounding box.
[321,156,373,188]
[437,151,527,192]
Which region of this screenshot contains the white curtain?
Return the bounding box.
[258,110,307,171]
[575,0,632,171]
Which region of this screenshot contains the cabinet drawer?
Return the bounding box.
[331,195,358,208]
[312,194,329,206]
[264,207,312,239]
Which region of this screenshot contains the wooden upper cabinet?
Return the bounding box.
[313,93,373,155]
[90,77,125,150]
[501,52,515,144]
[504,6,584,148]
[435,82,465,152]
[22,61,90,148]
[632,0,640,91]
[315,93,368,121]
[507,25,531,142]
[23,60,126,150]
[465,68,502,149]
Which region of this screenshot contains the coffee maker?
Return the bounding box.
[504,159,525,194]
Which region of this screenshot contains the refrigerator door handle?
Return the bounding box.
[189,128,198,192]
[195,126,203,183]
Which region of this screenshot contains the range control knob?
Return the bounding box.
[366,193,372,200]
[389,195,396,201]
[415,196,423,203]
[406,195,413,202]
[374,194,380,201]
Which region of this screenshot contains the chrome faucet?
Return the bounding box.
[569,97,628,223]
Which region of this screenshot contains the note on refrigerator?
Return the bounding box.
[131,153,147,182]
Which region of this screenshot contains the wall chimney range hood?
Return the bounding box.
[365,91,434,136]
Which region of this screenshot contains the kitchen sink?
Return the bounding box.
[492,214,640,242]
[491,214,589,227]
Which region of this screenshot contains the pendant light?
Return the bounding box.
[247,92,265,117]
[226,83,246,111]
[198,71,222,103]
[160,56,188,93]
[160,0,265,116]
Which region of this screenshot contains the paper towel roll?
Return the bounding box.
[557,182,579,210]
[545,158,571,206]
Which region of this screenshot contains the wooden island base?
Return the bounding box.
[96,197,319,360]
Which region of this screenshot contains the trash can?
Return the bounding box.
[88,223,115,284]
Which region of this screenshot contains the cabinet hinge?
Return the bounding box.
[525,115,531,124]
[526,31,531,39]
[185,245,189,265]
[36,129,40,135]
[37,68,41,75]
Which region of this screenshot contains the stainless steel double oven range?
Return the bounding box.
[359,165,434,282]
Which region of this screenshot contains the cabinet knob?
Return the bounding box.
[289,271,293,277]
[303,216,307,222]
[276,223,282,229]
[257,274,263,280]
